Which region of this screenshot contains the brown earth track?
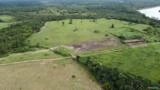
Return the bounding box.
[71,37,121,52]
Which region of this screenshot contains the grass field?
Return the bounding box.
[28,18,152,48]
[0,15,15,30]
[1,17,160,89]
[0,15,15,22]
[0,23,11,29]
[86,43,160,82]
[0,59,101,90]
[0,50,62,64]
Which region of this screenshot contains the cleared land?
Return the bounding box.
[1,17,160,89]
[0,15,15,22]
[0,50,62,64]
[28,18,154,48]
[87,43,160,82]
[0,15,15,30]
[0,23,11,29]
[0,59,101,90]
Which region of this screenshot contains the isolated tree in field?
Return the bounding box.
[158,80,160,84]
[62,21,65,26]
[94,30,100,33]
[69,19,73,24]
[27,40,30,45]
[93,18,97,22]
[102,83,111,90]
[0,19,3,22]
[111,24,115,28]
[72,75,76,78]
[80,19,83,23]
[36,43,40,48]
[73,27,78,32]
[105,34,108,37]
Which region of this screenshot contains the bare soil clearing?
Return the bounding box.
[71,37,120,52]
[0,59,101,90]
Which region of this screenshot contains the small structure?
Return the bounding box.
[124,39,145,46]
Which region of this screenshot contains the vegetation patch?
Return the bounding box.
[0,50,61,64]
[0,15,15,22]
[80,43,160,82]
[28,19,155,48]
[77,57,159,90]
[53,47,74,57]
[109,28,144,40]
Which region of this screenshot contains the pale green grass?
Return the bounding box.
[28,18,150,48]
[0,15,15,22]
[89,43,160,82]
[0,15,15,30]
[0,50,62,64]
[0,23,11,29]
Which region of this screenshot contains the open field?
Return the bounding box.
[28,18,154,48]
[0,15,15,22]
[0,50,62,64]
[86,43,160,82]
[0,15,15,30]
[0,59,101,90]
[0,23,11,29]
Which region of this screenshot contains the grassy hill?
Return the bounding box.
[82,43,160,82]
[28,18,157,48]
[0,50,61,64]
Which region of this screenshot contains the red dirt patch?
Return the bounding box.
[71,37,120,52]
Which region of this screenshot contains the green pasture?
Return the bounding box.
[28,18,151,48]
[89,43,160,82]
[0,15,15,22]
[0,50,61,64]
[0,15,15,30]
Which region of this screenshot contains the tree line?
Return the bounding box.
[0,15,64,57]
[86,5,160,28]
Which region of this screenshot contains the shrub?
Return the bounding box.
[111,24,115,28]
[69,19,73,24]
[62,21,65,26]
[72,75,76,78]
[94,30,100,33]
[0,19,3,22]
[73,28,78,32]
[53,47,72,57]
[105,34,108,37]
